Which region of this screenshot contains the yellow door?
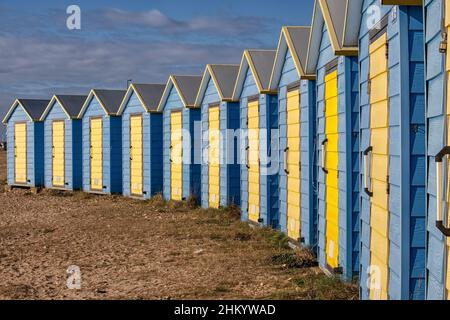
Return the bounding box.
[286,89,301,240]
[90,118,103,191]
[52,121,65,187]
[130,114,143,196]
[209,106,220,208]
[369,33,390,300]
[248,100,260,223]
[14,123,27,184]
[171,111,183,200]
[325,70,339,269]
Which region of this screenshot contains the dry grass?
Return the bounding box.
[0,151,357,300]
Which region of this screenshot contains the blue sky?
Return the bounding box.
[0,0,314,128]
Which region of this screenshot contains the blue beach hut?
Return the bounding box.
[305,0,360,281]
[117,83,165,199]
[195,64,241,209]
[40,95,86,190]
[423,0,450,300]
[269,26,317,247]
[157,75,202,202]
[2,99,49,189]
[232,49,279,228]
[357,0,426,300]
[78,89,126,194]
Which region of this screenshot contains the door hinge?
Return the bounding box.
[367,78,371,95]
[386,175,390,195]
[385,43,389,59]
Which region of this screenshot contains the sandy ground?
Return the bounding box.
[0,151,357,300]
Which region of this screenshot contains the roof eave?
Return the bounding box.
[381,0,422,5]
[2,99,33,124]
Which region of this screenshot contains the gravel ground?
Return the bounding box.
[0,151,357,300]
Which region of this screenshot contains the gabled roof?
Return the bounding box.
[117,83,166,115]
[157,75,202,111]
[305,0,325,75]
[306,0,362,74]
[194,64,239,106]
[269,26,314,90]
[78,89,127,118]
[2,99,50,124]
[318,0,361,55]
[232,49,277,100]
[40,95,87,120]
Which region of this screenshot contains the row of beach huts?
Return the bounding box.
[3,0,450,300]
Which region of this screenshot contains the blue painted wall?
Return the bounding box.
[43,101,82,190]
[359,1,426,300]
[162,86,201,201]
[6,105,44,187]
[316,23,360,280]
[200,78,240,209]
[239,67,279,228]
[425,0,448,300]
[81,96,122,194]
[277,49,317,248]
[121,92,163,199]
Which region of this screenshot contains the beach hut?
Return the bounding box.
[269,26,317,247]
[39,95,87,190]
[232,49,279,228]
[424,0,450,300]
[157,75,202,202]
[117,83,165,199]
[2,99,49,189]
[78,89,126,194]
[305,0,360,281]
[357,0,425,299]
[195,64,240,209]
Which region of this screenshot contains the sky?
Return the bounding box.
[0,0,314,135]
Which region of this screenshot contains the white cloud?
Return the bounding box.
[102,8,269,36]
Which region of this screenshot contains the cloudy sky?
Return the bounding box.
[0,0,314,129]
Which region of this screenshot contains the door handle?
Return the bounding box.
[52,146,55,159]
[321,139,328,173]
[246,146,250,169]
[435,146,450,236]
[284,147,289,174]
[363,146,373,197]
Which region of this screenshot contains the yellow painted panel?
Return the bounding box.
[286,90,301,240]
[369,32,390,300]
[52,121,65,187]
[369,255,389,300]
[209,106,220,208]
[324,70,339,269]
[370,101,389,128]
[171,111,183,200]
[130,115,143,195]
[14,123,27,184]
[90,118,103,191]
[248,100,260,223]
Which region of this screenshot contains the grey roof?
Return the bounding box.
[209,65,239,100]
[18,99,50,120]
[172,75,202,106]
[55,95,87,118]
[324,0,346,47]
[93,89,127,114]
[132,84,166,111]
[247,50,277,90]
[285,27,311,72]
